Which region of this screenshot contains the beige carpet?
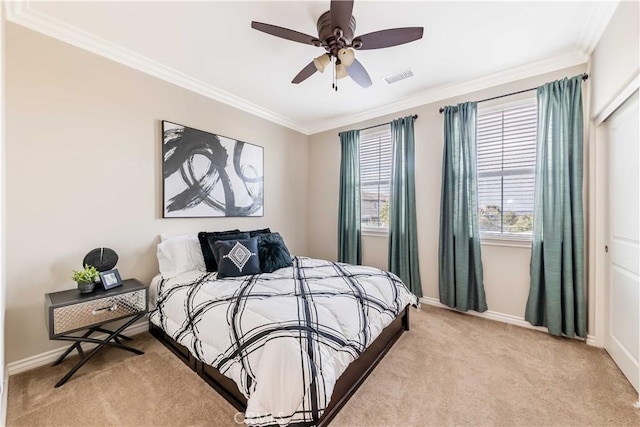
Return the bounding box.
[7,307,640,426]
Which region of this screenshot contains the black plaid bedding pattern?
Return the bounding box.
[149,257,417,426]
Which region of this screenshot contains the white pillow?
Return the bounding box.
[157,236,206,278]
[160,233,197,242]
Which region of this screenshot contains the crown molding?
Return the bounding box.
[306,50,588,134]
[576,0,619,56]
[4,0,312,135]
[6,0,596,136]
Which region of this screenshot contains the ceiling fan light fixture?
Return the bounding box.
[313,54,330,73]
[336,63,348,79]
[338,48,355,67]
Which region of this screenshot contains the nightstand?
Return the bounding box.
[44,278,148,387]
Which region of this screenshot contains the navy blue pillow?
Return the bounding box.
[257,233,292,273]
[242,228,272,237]
[198,230,246,272]
[214,238,261,278]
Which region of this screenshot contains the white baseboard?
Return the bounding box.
[1,366,8,427]
[420,297,598,346]
[3,301,602,381]
[6,320,149,377]
[586,335,598,346]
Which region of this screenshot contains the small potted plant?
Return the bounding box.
[72,264,99,294]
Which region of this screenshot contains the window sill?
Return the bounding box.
[362,228,389,237]
[480,237,531,249]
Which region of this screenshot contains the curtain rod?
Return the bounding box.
[438,73,589,114]
[339,114,418,136]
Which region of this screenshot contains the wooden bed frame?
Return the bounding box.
[150,306,410,426]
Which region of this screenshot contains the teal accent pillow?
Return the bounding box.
[214,238,261,278]
[257,233,293,273]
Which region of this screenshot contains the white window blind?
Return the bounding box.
[477,98,537,239]
[360,125,392,230]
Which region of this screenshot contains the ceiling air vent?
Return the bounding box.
[384,69,414,85]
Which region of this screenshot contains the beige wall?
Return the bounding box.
[590,1,640,118]
[308,64,587,321]
[6,5,627,364]
[1,4,6,391]
[5,24,309,363]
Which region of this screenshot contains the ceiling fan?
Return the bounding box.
[251,0,423,90]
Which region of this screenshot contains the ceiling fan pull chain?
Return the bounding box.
[332,56,336,90]
[335,56,339,91]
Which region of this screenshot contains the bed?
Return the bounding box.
[149,256,417,426]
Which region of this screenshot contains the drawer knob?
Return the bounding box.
[92,304,117,315]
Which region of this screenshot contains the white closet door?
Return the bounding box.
[606,89,639,394]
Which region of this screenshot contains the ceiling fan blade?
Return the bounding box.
[330,0,354,33]
[292,62,318,84]
[355,27,424,50]
[347,59,372,88]
[251,21,319,45]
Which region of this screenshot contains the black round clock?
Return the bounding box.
[83,247,118,272]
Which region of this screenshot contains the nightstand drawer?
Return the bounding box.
[52,289,146,336]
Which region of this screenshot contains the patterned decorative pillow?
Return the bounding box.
[214,238,261,278]
[257,232,293,273]
[197,230,245,272]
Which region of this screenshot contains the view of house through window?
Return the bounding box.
[360,126,392,230]
[477,98,537,239]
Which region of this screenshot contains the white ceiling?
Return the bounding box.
[7,1,616,134]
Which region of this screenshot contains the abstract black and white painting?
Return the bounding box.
[162,121,264,217]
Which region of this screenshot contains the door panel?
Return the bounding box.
[611,268,639,361]
[606,89,639,394]
[611,240,639,276]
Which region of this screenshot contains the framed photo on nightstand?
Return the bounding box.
[99,269,122,290]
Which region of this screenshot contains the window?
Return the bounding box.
[477,98,537,240]
[360,126,392,231]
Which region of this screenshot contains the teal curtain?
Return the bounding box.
[438,102,487,312]
[388,116,422,297]
[338,130,362,265]
[526,75,586,338]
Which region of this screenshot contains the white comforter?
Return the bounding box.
[149,257,417,426]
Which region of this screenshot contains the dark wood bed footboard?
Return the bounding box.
[317,305,409,426]
[149,306,410,426]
